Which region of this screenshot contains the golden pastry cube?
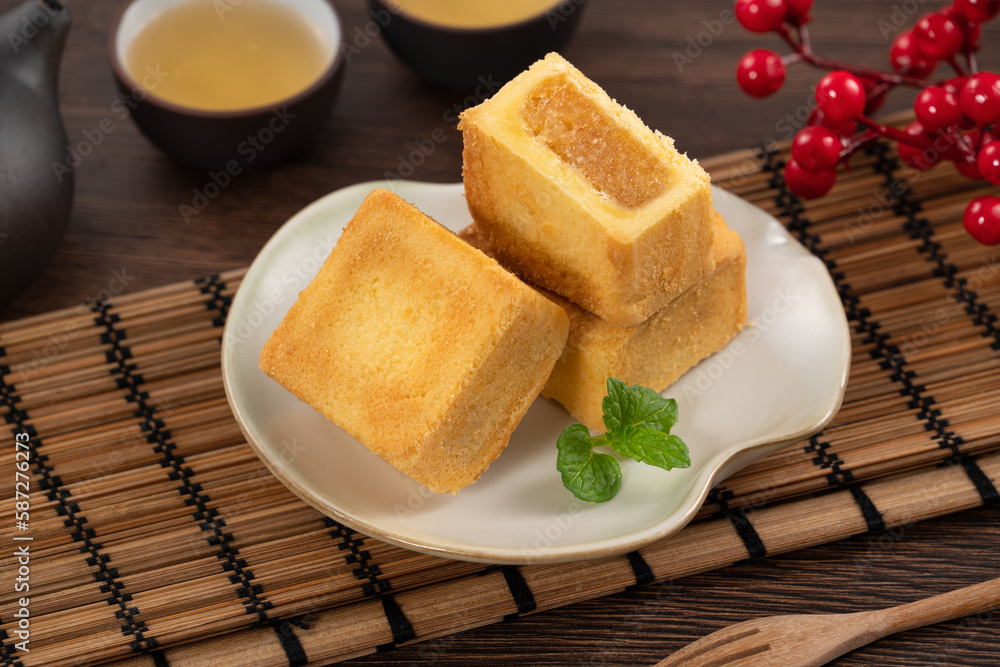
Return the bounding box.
[259,189,569,494]
[459,52,714,327]
[540,213,746,431]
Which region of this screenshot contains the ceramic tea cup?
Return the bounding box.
[110,0,345,169]
[369,0,589,88]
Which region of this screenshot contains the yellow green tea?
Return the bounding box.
[126,0,328,111]
[392,0,562,28]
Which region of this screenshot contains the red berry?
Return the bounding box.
[962,26,982,53]
[960,72,1000,126]
[735,0,787,33]
[944,77,978,127]
[963,196,1000,245]
[859,76,889,115]
[952,128,983,179]
[784,159,836,199]
[944,76,969,95]
[807,108,859,138]
[953,0,1000,23]
[898,144,935,171]
[955,159,983,180]
[940,6,982,51]
[958,128,983,153]
[967,23,983,51]
[912,13,965,60]
[890,31,937,77]
[979,142,1000,185]
[897,122,940,171]
[791,126,843,172]
[736,49,786,98]
[785,0,812,24]
[815,71,866,122]
[914,86,965,130]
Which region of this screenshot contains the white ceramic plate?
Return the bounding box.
[222,181,850,564]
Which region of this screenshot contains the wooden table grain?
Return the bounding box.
[3,0,998,665]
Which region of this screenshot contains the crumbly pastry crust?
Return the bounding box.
[541,213,747,430]
[259,189,569,493]
[460,212,747,432]
[459,52,715,327]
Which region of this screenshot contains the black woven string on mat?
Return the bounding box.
[500,565,537,617]
[93,293,277,638]
[322,518,416,651]
[0,627,19,667]
[6,160,1000,666]
[476,564,541,618]
[324,518,390,596]
[763,139,998,507]
[270,616,312,667]
[698,142,888,550]
[378,596,417,651]
[626,551,656,588]
[195,273,233,329]
[868,144,1000,507]
[0,643,17,667]
[805,435,852,488]
[757,142,894,531]
[705,488,767,562]
[849,486,888,534]
[2,332,162,655]
[880,160,1000,354]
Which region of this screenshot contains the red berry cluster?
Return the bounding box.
[734,0,1000,245]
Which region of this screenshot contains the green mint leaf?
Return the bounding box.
[611,429,691,471]
[556,423,622,503]
[601,377,630,434]
[555,379,689,503]
[602,377,678,437]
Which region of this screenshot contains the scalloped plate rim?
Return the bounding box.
[221,181,850,564]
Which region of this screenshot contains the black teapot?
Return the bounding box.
[0,0,73,308]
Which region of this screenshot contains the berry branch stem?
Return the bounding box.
[841,129,878,155]
[947,55,969,77]
[735,0,1000,244]
[968,50,979,75]
[782,25,938,88]
[858,117,975,163]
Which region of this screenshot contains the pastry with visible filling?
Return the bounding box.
[459,52,714,327]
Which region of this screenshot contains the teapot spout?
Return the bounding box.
[0,0,71,92]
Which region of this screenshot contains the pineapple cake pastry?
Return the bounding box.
[260,189,569,493]
[541,212,747,430]
[460,211,746,431]
[459,52,715,327]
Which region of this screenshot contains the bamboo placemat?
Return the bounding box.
[2,124,1000,666]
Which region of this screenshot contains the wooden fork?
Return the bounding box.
[654,577,1000,666]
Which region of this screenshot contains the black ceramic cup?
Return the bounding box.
[109,0,345,170]
[369,0,589,88]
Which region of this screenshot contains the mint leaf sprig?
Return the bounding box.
[556,377,691,503]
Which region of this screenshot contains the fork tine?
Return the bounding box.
[654,623,772,667]
[699,642,773,667]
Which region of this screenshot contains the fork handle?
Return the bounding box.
[876,577,1000,635]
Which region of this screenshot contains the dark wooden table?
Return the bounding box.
[3,0,999,664]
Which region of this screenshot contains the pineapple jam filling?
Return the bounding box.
[520,74,670,209]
